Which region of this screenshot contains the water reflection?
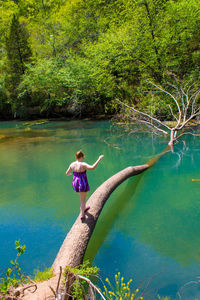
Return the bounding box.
[110,144,200,266]
[1,120,200,298]
[113,148,200,266]
[86,143,200,267]
[84,174,144,261]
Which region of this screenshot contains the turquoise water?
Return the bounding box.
[0,120,200,299]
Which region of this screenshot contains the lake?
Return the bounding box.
[0,120,200,299]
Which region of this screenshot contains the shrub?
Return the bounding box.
[65,260,99,299]
[34,267,54,282]
[103,272,143,300]
[0,241,26,296]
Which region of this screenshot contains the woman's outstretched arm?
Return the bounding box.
[84,155,104,170]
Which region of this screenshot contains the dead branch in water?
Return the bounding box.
[116,78,200,146]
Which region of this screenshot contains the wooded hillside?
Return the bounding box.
[0,0,200,119]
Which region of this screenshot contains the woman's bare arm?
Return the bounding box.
[84,155,104,170]
[66,165,72,176]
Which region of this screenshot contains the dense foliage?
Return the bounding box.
[0,0,200,119]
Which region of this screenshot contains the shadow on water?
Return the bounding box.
[84,173,145,262]
[84,146,170,262]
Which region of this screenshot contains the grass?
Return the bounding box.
[33,267,55,282]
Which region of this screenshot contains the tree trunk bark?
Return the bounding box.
[52,164,149,273]
[168,129,176,146]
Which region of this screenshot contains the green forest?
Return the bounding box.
[0,0,200,119]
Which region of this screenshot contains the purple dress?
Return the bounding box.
[72,170,90,192]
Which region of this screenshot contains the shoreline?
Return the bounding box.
[0,114,113,122]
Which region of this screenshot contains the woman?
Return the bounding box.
[66,150,104,220]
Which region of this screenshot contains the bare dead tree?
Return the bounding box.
[117,80,200,147]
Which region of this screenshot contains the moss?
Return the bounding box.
[33,267,55,282]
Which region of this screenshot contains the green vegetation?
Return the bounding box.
[103,272,143,299]
[65,260,99,299]
[33,267,54,282]
[0,241,26,296]
[0,0,200,119]
[64,263,170,300]
[0,244,192,300]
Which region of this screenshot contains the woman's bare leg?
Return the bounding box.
[79,192,87,217]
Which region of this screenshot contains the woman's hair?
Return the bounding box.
[76,150,85,159]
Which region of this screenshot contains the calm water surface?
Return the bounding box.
[0,120,200,299]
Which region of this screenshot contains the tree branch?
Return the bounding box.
[168,104,178,122]
[147,81,182,126]
[116,99,171,131]
[78,275,107,300]
[136,119,168,135]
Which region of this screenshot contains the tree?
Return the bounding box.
[158,0,200,78]
[1,0,200,119]
[6,14,32,91]
[117,78,200,147]
[4,14,32,117]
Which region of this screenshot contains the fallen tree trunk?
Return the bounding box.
[52,164,149,273]
[22,164,150,299]
[21,147,170,299]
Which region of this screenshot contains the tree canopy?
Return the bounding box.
[0,0,200,119]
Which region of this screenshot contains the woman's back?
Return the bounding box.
[66,151,104,220]
[70,161,86,173]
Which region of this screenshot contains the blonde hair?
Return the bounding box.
[75,150,85,159]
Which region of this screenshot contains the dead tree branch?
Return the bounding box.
[116,79,200,147]
[77,275,106,300]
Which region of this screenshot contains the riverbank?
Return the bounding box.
[0,112,113,122]
[0,99,114,121]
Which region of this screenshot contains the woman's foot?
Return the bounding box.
[84,206,90,213]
